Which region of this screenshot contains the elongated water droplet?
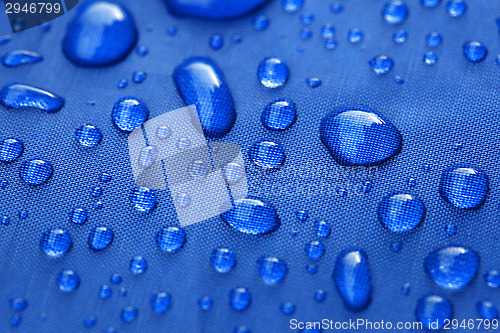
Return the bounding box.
[378,193,425,232]
[320,108,402,166]
[229,287,251,311]
[439,166,488,209]
[152,292,171,313]
[211,247,236,273]
[138,146,157,169]
[209,34,224,50]
[0,84,64,113]
[2,50,42,67]
[62,1,137,67]
[41,229,72,258]
[315,220,331,238]
[88,226,114,251]
[258,57,289,89]
[165,0,271,19]
[485,270,500,288]
[156,226,186,253]
[0,138,23,162]
[112,98,149,132]
[416,295,453,329]
[258,256,287,284]
[253,15,270,31]
[173,57,236,138]
[222,197,280,234]
[333,249,372,312]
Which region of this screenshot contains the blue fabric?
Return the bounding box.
[0,0,499,332]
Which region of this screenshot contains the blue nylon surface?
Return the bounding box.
[0,0,499,332]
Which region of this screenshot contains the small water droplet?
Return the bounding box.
[300,28,312,39]
[477,300,499,320]
[300,12,314,25]
[119,287,127,296]
[0,83,64,113]
[463,41,487,62]
[348,29,363,43]
[232,34,243,43]
[9,298,28,311]
[189,159,209,180]
[132,71,147,84]
[391,241,402,252]
[306,77,322,88]
[382,1,409,24]
[280,302,296,315]
[253,15,270,31]
[249,140,286,169]
[229,287,251,311]
[234,326,251,333]
[198,296,213,310]
[485,270,500,288]
[416,295,453,329]
[156,227,186,253]
[262,100,297,131]
[84,316,96,328]
[422,0,441,7]
[305,241,325,259]
[222,197,280,234]
[10,315,21,327]
[112,98,149,132]
[258,256,287,284]
[88,226,114,251]
[0,138,23,162]
[446,0,466,17]
[99,285,112,299]
[423,51,438,65]
[296,210,308,221]
[323,39,337,50]
[118,79,128,89]
[394,75,404,84]
[209,33,224,50]
[93,201,103,209]
[130,186,157,212]
[392,30,407,44]
[439,166,488,209]
[446,223,457,235]
[314,290,327,303]
[110,273,122,284]
[283,0,303,13]
[401,282,411,295]
[321,24,335,39]
[129,255,148,274]
[18,210,27,219]
[175,193,191,207]
[307,264,318,274]
[138,146,157,169]
[75,124,102,147]
[330,2,343,13]
[2,50,42,67]
[211,247,236,273]
[424,246,479,290]
[151,292,171,313]
[91,187,102,197]
[135,46,148,57]
[156,126,172,139]
[71,208,87,225]
[378,193,425,232]
[41,229,72,258]
[258,57,289,88]
[426,32,442,47]
[57,270,80,292]
[314,220,331,238]
[1,215,10,225]
[121,307,138,322]
[369,55,394,74]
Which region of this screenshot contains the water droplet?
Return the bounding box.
[75,124,102,147]
[132,71,147,84]
[258,57,289,89]
[119,287,127,296]
[1,215,10,225]
[283,0,303,13]
[382,1,409,24]
[305,241,325,259]
[258,256,287,284]
[222,196,280,235]
[320,108,402,166]
[296,210,308,221]
[439,166,488,209]
[41,229,72,258]
[175,193,191,207]
[300,12,314,25]
[424,246,479,290]
[135,46,148,56]
[407,177,416,187]
[129,255,148,274]
[333,249,372,312]
[110,273,122,284]
[19,210,27,219]
[0,180,7,188]
[211,247,236,273]
[280,302,296,315]
[189,159,209,180]
[0,138,23,162]
[9,298,28,311]
[253,15,270,31]
[463,41,487,62]
[392,241,402,252]
[0,83,64,113]
[62,1,137,67]
[306,264,318,274]
[402,282,411,295]
[10,315,21,327]
[198,296,213,310]
[88,226,114,251]
[321,24,335,39]
[223,163,245,185]
[57,270,80,292]
[261,100,297,131]
[323,39,337,50]
[423,51,438,65]
[234,326,251,333]
[173,57,236,138]
[249,141,286,169]
[156,126,172,139]
[20,159,53,185]
[477,300,498,320]
[99,285,112,299]
[112,98,149,132]
[416,295,453,329]
[300,28,312,39]
[315,220,331,238]
[305,78,321,90]
[92,186,103,197]
[93,201,103,209]
[156,227,186,253]
[118,79,128,89]
[369,56,394,75]
[426,32,442,47]
[138,146,157,169]
[446,223,457,235]
[210,33,224,50]
[422,0,441,7]
[392,30,407,44]
[2,50,42,67]
[166,0,270,19]
[84,316,97,328]
[394,75,404,84]
[314,290,327,302]
[151,292,171,313]
[348,29,363,43]
[71,208,87,225]
[121,307,138,322]
[485,270,500,288]
[446,0,466,17]
[330,2,344,13]
[378,193,425,232]
[130,186,157,212]
[229,287,251,311]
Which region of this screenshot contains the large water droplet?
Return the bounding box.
[333,249,372,312]
[249,140,286,169]
[0,138,23,162]
[416,295,453,329]
[62,1,137,67]
[439,166,488,209]
[382,1,409,24]
[446,0,466,17]
[156,227,186,253]
[130,186,157,212]
[258,57,289,89]
[262,100,297,131]
[424,246,479,290]
[112,97,149,132]
[151,292,171,313]
[129,255,148,274]
[19,159,53,185]
[165,0,270,19]
[320,108,403,166]
[463,41,487,62]
[229,287,251,311]
[88,226,114,251]
[57,270,80,292]
[258,256,287,284]
[2,50,42,67]
[477,300,499,320]
[173,57,236,138]
[211,247,236,273]
[75,124,102,147]
[41,229,72,258]
[121,307,138,322]
[369,56,394,74]
[0,83,64,113]
[222,196,280,234]
[378,193,425,232]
